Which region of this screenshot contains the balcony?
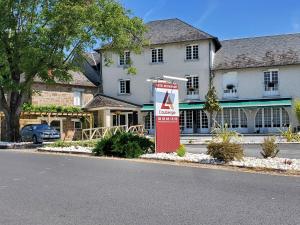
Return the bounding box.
[223,89,238,99]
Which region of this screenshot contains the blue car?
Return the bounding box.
[20,124,60,144]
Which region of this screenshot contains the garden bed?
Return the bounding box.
[140,153,300,171]
[38,146,92,154]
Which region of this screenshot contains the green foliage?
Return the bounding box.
[260,137,280,158]
[0,0,146,141]
[212,123,242,143]
[22,103,82,113]
[295,100,300,124]
[176,144,186,157]
[203,86,221,114]
[280,126,300,142]
[93,132,154,158]
[207,142,244,163]
[49,140,98,148]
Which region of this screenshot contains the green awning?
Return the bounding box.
[141,98,292,111]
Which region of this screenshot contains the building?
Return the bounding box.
[88,18,300,135]
[0,70,98,141]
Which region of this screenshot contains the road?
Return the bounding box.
[186,144,300,159]
[0,150,299,225]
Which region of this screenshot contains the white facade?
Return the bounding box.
[102,40,214,105]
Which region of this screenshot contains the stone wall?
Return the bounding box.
[31,83,97,107]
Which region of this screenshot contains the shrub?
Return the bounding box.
[207,142,244,163]
[212,123,242,143]
[93,132,154,158]
[260,137,279,158]
[295,100,300,124]
[281,126,295,142]
[176,144,186,157]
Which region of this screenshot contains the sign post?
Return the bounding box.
[154,82,180,153]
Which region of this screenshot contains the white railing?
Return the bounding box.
[82,125,145,140]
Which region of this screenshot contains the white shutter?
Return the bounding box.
[223,72,238,89]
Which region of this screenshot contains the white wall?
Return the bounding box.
[213,65,300,127]
[214,65,300,100]
[101,40,213,105]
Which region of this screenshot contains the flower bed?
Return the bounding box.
[140,153,300,171]
[38,146,92,154]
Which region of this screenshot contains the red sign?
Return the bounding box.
[154,82,180,153]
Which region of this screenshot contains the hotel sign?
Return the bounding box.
[154,82,180,153]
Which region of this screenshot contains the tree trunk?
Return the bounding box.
[3,110,21,142]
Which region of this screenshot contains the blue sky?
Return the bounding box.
[120,0,300,40]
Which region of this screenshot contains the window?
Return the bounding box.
[216,109,248,129]
[119,51,130,65]
[180,110,193,131]
[119,79,130,94]
[196,110,209,129]
[151,48,163,63]
[145,112,154,130]
[264,70,279,93]
[255,108,290,128]
[186,45,199,60]
[186,75,199,96]
[186,111,193,128]
[74,121,82,130]
[73,91,83,106]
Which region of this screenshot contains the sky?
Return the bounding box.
[120,0,300,40]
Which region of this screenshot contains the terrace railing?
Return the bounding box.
[82,125,145,140]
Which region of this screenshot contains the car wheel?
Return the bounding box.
[32,135,39,144]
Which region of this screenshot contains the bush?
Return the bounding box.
[281,126,295,142]
[295,100,300,124]
[176,144,186,157]
[260,137,279,158]
[207,142,244,163]
[93,132,154,158]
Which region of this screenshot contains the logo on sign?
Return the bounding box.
[161,91,174,110]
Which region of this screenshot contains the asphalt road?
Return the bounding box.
[0,151,299,225]
[186,144,300,159]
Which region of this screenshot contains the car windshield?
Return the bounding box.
[32,124,52,130]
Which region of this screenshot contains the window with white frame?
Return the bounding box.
[255,108,290,128]
[151,48,163,63]
[119,51,130,66]
[196,110,208,129]
[216,109,248,129]
[186,75,199,96]
[73,90,83,106]
[74,121,82,130]
[264,70,278,93]
[119,79,131,94]
[186,45,199,60]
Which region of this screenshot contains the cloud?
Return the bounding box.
[194,1,218,26]
[143,0,167,21]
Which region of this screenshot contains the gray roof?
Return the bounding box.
[145,18,220,47]
[213,33,300,70]
[34,71,96,87]
[84,94,140,109]
[83,52,101,66]
[98,18,221,50]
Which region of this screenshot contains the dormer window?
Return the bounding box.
[119,51,130,66]
[223,72,238,98]
[186,45,199,60]
[264,70,279,96]
[151,48,163,63]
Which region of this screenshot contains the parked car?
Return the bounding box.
[20,124,60,144]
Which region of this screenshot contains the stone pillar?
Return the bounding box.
[103,109,111,127]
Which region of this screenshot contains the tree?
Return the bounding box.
[203,85,221,131]
[0,0,146,141]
